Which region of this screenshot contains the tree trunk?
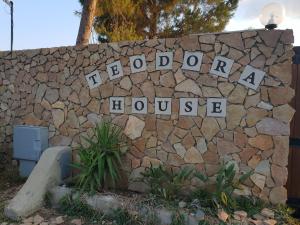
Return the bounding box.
[76,0,97,46]
[148,2,158,39]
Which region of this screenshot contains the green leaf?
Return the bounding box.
[195,171,208,182]
[72,121,127,193]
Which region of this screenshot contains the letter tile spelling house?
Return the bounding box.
[0,29,295,204]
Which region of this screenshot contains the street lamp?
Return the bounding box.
[2,0,13,53]
[259,2,285,30]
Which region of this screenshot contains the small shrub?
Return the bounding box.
[198,220,210,225]
[235,196,266,217]
[275,205,300,225]
[191,189,214,208]
[72,121,127,193]
[141,164,194,201]
[44,191,52,208]
[194,163,253,212]
[109,208,142,225]
[144,211,161,225]
[171,211,186,225]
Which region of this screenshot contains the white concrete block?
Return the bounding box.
[5,146,71,220]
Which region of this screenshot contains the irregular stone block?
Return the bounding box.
[124,115,145,140]
[175,79,202,96]
[226,105,246,130]
[184,146,204,164]
[217,33,244,50]
[248,135,273,151]
[268,86,295,106]
[269,186,287,204]
[155,208,172,225]
[258,30,282,48]
[217,138,241,156]
[201,117,220,141]
[48,186,72,207]
[273,104,295,123]
[85,195,121,214]
[272,136,289,167]
[256,118,290,136]
[250,173,266,190]
[269,62,292,84]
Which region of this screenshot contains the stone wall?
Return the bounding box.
[0,29,295,204]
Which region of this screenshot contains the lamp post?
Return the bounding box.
[2,0,13,53]
[259,2,285,30]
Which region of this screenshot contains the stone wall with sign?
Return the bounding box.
[0,29,295,204]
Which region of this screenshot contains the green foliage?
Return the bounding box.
[58,194,105,223]
[274,205,300,225]
[72,121,127,193]
[79,0,239,42]
[161,0,239,37]
[198,220,210,225]
[235,196,266,217]
[58,195,161,225]
[109,208,143,225]
[44,191,53,208]
[93,0,144,43]
[194,163,253,212]
[143,211,161,225]
[171,211,186,225]
[141,164,194,201]
[191,189,214,208]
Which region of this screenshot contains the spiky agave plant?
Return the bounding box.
[72,121,127,193]
[194,162,253,211]
[141,164,194,200]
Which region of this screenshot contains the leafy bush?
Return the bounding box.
[236,196,266,217]
[72,121,127,193]
[275,205,300,225]
[198,221,210,225]
[194,163,253,212]
[143,211,161,225]
[141,164,194,201]
[109,208,142,225]
[191,189,214,208]
[170,211,186,225]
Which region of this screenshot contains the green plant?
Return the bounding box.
[44,191,52,208]
[194,163,253,212]
[171,211,186,225]
[275,205,300,225]
[110,208,142,225]
[198,220,210,225]
[144,211,161,225]
[72,121,127,193]
[191,189,214,208]
[235,196,266,217]
[58,194,105,223]
[141,164,194,201]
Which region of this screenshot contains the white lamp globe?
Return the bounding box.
[259,2,285,30]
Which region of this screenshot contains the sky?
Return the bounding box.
[0,0,299,51]
[0,0,81,51]
[226,0,300,45]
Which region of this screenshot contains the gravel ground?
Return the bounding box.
[0,167,85,225]
[1,167,300,225]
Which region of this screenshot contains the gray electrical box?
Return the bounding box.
[13,125,49,177]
